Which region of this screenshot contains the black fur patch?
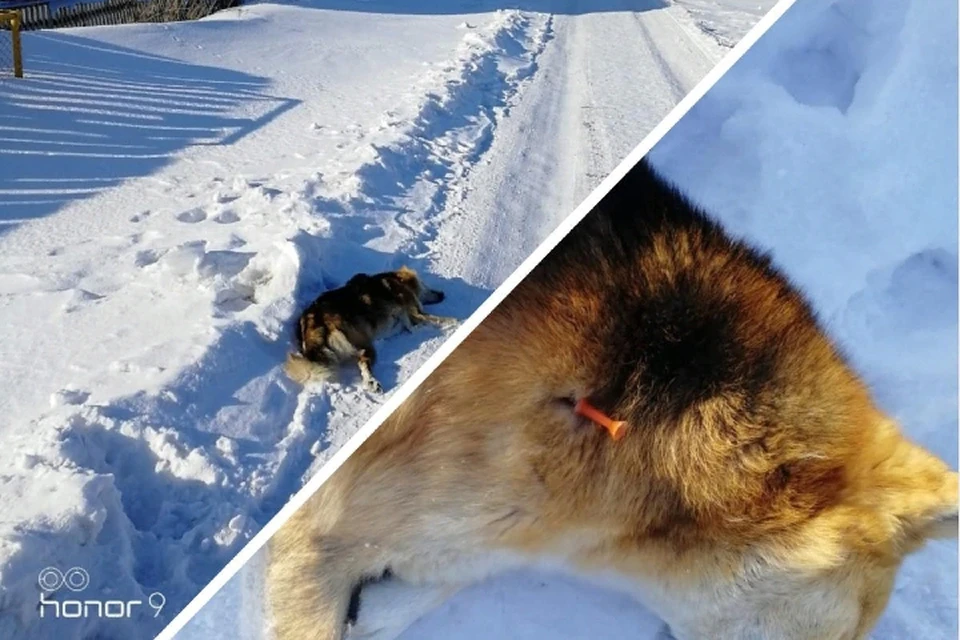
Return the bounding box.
[535,159,819,425]
[344,567,394,626]
[346,582,363,626]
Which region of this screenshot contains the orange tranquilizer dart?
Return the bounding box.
[574,398,628,441]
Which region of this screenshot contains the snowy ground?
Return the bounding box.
[181,0,958,639]
[0,1,771,638]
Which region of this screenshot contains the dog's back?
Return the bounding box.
[271,160,957,640]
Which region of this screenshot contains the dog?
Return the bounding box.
[268,160,957,640]
[284,266,456,392]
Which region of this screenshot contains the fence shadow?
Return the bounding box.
[0,30,299,232]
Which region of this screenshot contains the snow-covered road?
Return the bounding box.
[0,1,767,638]
[433,0,723,287]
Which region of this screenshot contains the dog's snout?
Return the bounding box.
[422,289,445,305]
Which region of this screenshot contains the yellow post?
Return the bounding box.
[11,12,22,78]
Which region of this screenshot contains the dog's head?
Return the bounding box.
[680,415,957,640]
[775,418,958,640]
[396,266,445,305]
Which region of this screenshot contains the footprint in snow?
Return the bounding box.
[251,185,284,201]
[62,288,106,313]
[135,249,165,268]
[49,387,90,407]
[213,210,241,224]
[221,234,248,250]
[176,207,208,223]
[213,191,240,205]
[160,241,208,277]
[198,250,255,280]
[214,284,256,313]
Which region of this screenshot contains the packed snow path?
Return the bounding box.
[0,1,759,638]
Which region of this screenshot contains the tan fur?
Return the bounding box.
[284,352,337,386]
[268,168,957,640]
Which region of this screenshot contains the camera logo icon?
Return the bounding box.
[38,567,90,593]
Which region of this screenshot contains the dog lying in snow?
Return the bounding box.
[269,161,957,640]
[284,267,456,392]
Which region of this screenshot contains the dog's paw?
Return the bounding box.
[346,580,454,640]
[438,317,459,330]
[364,378,384,394]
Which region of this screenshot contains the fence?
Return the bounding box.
[0,10,23,77]
[0,0,240,32]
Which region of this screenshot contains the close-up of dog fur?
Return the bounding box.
[284,267,457,392]
[267,160,958,640]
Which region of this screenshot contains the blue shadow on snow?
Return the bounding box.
[0,30,300,233]
[275,0,667,16]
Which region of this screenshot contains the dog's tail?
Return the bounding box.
[283,352,338,385]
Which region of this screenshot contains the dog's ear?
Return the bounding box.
[396,266,418,282]
[924,504,959,540]
[863,420,958,545]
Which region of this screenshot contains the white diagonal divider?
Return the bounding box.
[157,1,798,636]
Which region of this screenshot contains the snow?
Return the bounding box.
[180,0,958,638]
[672,0,773,47]
[0,0,754,638]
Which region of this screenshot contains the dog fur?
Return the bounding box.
[284,267,456,392]
[268,161,958,640]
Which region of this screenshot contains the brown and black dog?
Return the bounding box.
[269,160,957,639]
[284,267,456,392]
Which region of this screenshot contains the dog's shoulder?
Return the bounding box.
[301,274,374,319]
[345,273,372,288]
